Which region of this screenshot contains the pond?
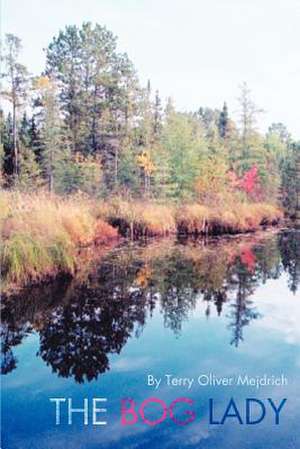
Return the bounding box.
[1,229,300,449]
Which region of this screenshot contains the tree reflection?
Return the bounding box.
[1,230,299,381]
[1,322,31,374]
[38,261,150,383]
[227,259,260,347]
[278,230,300,293]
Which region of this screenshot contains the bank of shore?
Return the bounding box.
[1,191,283,292]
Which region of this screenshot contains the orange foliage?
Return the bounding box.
[94,220,118,244]
[135,265,152,288]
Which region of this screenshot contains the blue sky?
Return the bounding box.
[2,0,300,137]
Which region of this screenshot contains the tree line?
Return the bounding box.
[0,22,299,213]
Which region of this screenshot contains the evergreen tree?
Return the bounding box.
[28,116,42,162]
[46,22,139,189]
[1,34,29,178]
[16,112,42,190]
[281,143,300,217]
[153,90,162,138]
[296,149,300,223]
[19,112,30,147]
[1,113,14,180]
[218,102,229,138]
[34,76,64,192]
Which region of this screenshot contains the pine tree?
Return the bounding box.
[19,112,30,147]
[17,112,42,190]
[46,22,138,179]
[281,143,299,216]
[218,102,229,138]
[153,90,162,138]
[1,34,29,178]
[34,76,64,192]
[2,113,14,180]
[294,146,300,223]
[28,116,42,162]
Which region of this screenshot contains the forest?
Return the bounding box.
[1,22,299,290]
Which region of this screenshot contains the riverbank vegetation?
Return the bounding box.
[0,22,299,289]
[98,197,282,237]
[0,191,118,287]
[0,190,283,290]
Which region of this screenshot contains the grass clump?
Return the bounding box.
[101,198,176,237]
[2,234,53,285]
[176,204,211,234]
[176,202,283,235]
[1,191,118,289]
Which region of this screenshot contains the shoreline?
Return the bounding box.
[1,190,285,294]
[2,220,288,297]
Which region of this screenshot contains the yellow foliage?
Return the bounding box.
[195,156,230,205]
[135,265,152,288]
[34,75,51,90]
[136,150,156,175]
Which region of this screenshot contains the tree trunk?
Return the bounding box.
[12,101,18,177]
[48,148,54,193]
[114,145,119,188]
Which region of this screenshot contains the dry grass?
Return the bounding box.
[1,191,118,288]
[1,190,283,290]
[176,202,283,235]
[176,204,211,234]
[97,198,176,237]
[98,198,282,237]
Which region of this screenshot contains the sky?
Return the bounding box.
[1,0,300,137]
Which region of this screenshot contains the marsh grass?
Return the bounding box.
[1,190,283,290]
[1,191,118,288]
[176,202,283,235]
[96,197,282,237]
[97,198,176,237]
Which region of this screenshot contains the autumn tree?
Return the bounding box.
[195,154,230,205]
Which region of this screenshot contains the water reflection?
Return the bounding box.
[1,230,299,382]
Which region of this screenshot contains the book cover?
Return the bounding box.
[1,1,300,448]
